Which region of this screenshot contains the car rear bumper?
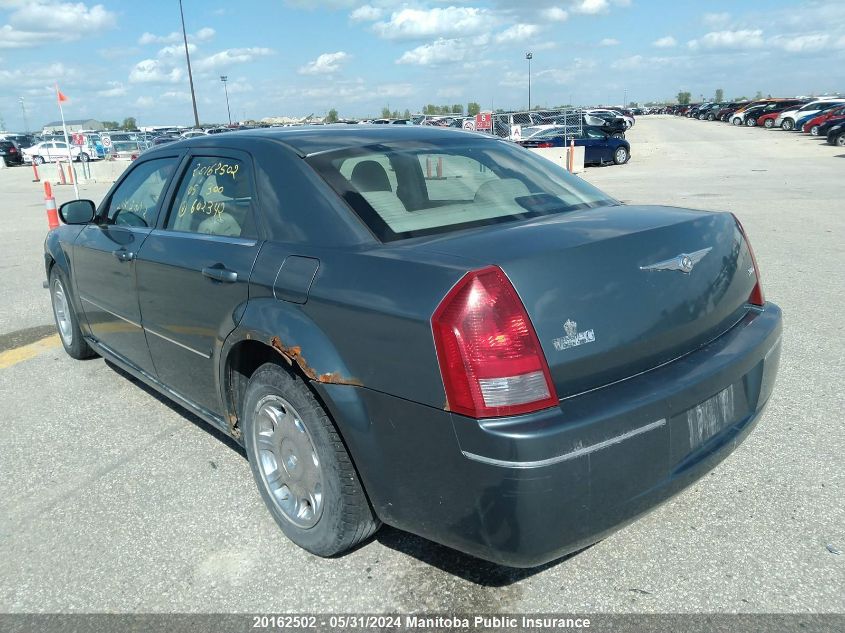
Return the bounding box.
[318,303,782,568]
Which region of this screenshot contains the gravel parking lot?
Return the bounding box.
[0,116,842,614]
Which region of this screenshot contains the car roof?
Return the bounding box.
[142,124,497,158]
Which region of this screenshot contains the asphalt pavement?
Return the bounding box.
[0,118,842,613]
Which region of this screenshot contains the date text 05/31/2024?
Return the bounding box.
[251,615,592,629]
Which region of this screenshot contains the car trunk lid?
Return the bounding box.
[415,205,756,399]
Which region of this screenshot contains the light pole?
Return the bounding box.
[525,52,533,111]
[179,0,200,128]
[623,88,627,109]
[19,97,30,133]
[220,75,232,125]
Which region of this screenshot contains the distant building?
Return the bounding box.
[41,119,104,134]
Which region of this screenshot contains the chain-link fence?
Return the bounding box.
[423,108,585,142]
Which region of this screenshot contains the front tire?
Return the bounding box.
[732,117,742,126]
[764,118,775,128]
[613,146,629,165]
[78,152,90,162]
[782,118,794,131]
[835,133,845,147]
[33,155,44,165]
[746,117,757,127]
[243,363,380,557]
[50,268,95,360]
[809,125,819,136]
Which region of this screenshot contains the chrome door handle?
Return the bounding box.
[112,249,135,262]
[202,266,238,283]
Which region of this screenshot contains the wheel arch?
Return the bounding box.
[220,298,361,441]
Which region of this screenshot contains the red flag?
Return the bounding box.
[56,86,68,103]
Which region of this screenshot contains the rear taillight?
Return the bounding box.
[732,214,765,307]
[535,142,554,148]
[9,147,17,153]
[431,266,558,418]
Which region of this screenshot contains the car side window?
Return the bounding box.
[105,158,179,227]
[165,156,257,238]
[586,129,606,139]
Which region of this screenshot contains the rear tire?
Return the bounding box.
[243,363,380,557]
[49,268,96,360]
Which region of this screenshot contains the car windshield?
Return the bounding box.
[307,139,617,242]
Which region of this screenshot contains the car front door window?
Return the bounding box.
[105,158,179,228]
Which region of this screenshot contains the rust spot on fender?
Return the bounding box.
[269,336,361,386]
[227,412,241,440]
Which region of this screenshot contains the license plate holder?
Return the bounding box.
[686,384,736,450]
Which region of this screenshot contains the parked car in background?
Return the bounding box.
[801,105,845,135]
[742,100,806,127]
[826,122,845,146]
[776,98,845,131]
[22,141,89,164]
[517,126,631,165]
[0,139,23,166]
[45,125,780,567]
[817,114,845,138]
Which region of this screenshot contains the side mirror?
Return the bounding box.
[58,199,96,225]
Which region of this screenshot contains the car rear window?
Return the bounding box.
[306,139,617,242]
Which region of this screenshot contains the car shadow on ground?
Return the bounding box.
[104,359,245,456]
[372,525,581,586]
[105,358,580,585]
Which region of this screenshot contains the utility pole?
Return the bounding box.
[220,76,231,125]
[179,0,200,128]
[19,97,30,133]
[525,52,533,111]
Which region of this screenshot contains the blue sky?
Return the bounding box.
[1,0,844,128]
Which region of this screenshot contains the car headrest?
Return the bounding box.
[473,178,531,206]
[350,160,392,192]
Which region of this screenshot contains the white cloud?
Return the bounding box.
[291,79,414,103]
[541,7,568,22]
[350,4,381,22]
[653,35,677,48]
[138,27,215,45]
[688,29,765,50]
[193,47,273,72]
[135,96,154,108]
[298,51,350,75]
[129,59,183,84]
[157,43,196,58]
[373,7,490,40]
[96,81,127,97]
[702,12,731,27]
[599,38,619,46]
[771,33,829,53]
[396,38,468,66]
[7,1,115,31]
[572,0,609,15]
[0,1,116,48]
[495,24,539,44]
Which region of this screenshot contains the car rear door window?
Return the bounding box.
[164,156,257,238]
[105,158,179,227]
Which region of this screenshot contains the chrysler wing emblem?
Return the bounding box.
[640,247,712,274]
